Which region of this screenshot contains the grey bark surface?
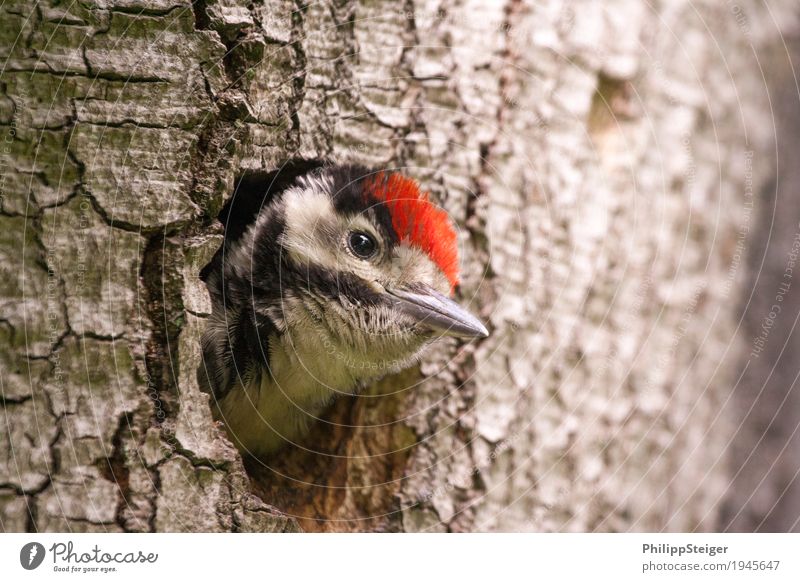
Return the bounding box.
[0,0,795,532]
[721,34,800,533]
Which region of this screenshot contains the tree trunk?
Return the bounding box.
[0,0,793,532]
[721,34,800,533]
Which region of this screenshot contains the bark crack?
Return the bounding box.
[97,413,133,532]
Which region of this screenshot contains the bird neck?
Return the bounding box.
[215,306,377,459]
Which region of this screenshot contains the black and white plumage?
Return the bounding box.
[199,160,488,458]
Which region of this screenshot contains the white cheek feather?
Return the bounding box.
[282,184,391,286]
[281,185,341,269]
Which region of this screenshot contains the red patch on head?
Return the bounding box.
[365,172,460,292]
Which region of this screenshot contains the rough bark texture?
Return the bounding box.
[0,0,796,532]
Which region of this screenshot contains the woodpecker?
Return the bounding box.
[199,160,488,458]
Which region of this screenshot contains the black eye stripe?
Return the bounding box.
[347,231,378,259]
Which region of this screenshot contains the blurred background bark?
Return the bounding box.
[0,0,797,532]
[722,33,800,532]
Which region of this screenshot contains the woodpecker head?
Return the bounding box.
[236,162,484,357]
[199,160,487,455]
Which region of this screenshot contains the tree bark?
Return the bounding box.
[0,0,793,532]
[721,34,800,533]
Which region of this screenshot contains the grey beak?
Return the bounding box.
[386,286,489,339]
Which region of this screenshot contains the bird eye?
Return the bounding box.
[347,231,378,259]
